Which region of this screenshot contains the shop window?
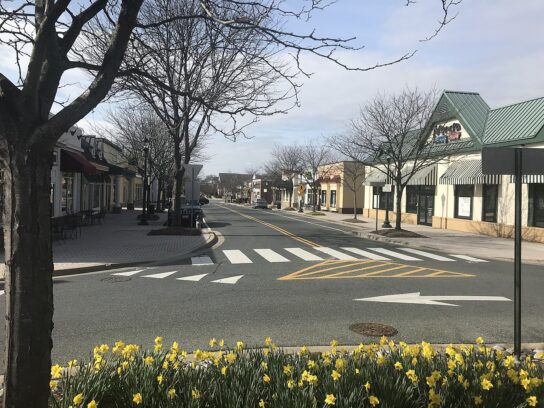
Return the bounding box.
[482,184,498,223]
[92,184,101,208]
[61,173,74,213]
[406,186,418,214]
[454,185,473,219]
[320,190,327,207]
[529,184,544,228]
[307,190,316,206]
[330,190,337,208]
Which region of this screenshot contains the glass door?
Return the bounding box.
[418,187,435,226]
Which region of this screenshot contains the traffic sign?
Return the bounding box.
[382,184,392,193]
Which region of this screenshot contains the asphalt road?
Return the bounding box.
[2,201,543,364]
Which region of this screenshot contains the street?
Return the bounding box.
[2,202,543,364]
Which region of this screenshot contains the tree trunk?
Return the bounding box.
[156,179,162,212]
[288,178,293,207]
[353,187,358,220]
[173,137,183,225]
[395,185,404,230]
[3,147,54,408]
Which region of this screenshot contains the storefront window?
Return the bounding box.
[61,173,74,213]
[482,184,498,223]
[330,190,337,208]
[529,184,544,228]
[320,190,327,207]
[307,190,316,206]
[406,186,418,214]
[372,186,394,211]
[454,185,473,219]
[93,184,101,209]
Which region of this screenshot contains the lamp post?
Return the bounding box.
[138,137,150,225]
[382,156,392,228]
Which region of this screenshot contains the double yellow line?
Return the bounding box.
[218,204,318,247]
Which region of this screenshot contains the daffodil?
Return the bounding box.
[265,337,273,346]
[475,336,484,345]
[283,364,293,375]
[364,381,371,391]
[49,380,58,390]
[324,393,336,405]
[287,379,295,389]
[157,374,163,385]
[144,356,153,365]
[307,359,316,369]
[527,396,538,407]
[481,378,493,391]
[369,395,380,406]
[68,359,77,368]
[263,374,271,383]
[51,364,62,378]
[167,389,176,400]
[73,393,84,405]
[221,366,228,376]
[87,401,97,408]
[335,358,345,371]
[132,393,142,405]
[258,399,266,408]
[209,338,217,347]
[261,361,268,369]
[394,361,403,370]
[474,395,483,405]
[331,370,341,381]
[191,389,200,399]
[236,341,244,351]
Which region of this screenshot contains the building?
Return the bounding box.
[316,161,365,214]
[250,175,273,204]
[361,90,544,242]
[218,173,253,201]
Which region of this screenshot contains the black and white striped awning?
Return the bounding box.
[439,160,501,185]
[509,175,544,184]
[403,165,437,186]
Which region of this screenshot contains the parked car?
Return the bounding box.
[253,198,268,209]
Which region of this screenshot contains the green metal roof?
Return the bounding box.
[483,97,544,145]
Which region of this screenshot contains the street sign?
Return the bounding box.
[354,292,511,307]
[481,147,544,358]
[182,163,203,177]
[382,184,392,193]
[297,185,306,195]
[373,195,379,208]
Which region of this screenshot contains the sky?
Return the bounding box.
[2,0,544,177]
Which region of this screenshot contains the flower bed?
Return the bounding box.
[50,337,543,407]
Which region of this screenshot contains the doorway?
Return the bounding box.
[418,186,435,226]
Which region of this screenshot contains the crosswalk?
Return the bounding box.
[112,269,245,285]
[218,246,489,265]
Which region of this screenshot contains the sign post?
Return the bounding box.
[482,147,544,359]
[182,164,203,228]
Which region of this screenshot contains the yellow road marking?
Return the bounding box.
[392,267,427,277]
[322,262,394,279]
[355,264,407,277]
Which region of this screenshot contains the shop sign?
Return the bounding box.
[433,122,462,143]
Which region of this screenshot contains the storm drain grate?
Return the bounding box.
[349,323,398,337]
[101,276,131,283]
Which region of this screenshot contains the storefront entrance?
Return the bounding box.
[418,186,435,226]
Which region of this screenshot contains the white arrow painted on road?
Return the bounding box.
[354,292,511,307]
[177,274,208,282]
[211,275,244,285]
[112,269,146,276]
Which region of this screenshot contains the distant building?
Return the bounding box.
[218,173,253,201]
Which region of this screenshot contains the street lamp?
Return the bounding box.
[382,156,392,229]
[138,137,150,225]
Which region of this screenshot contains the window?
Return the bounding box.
[330,190,337,208]
[320,190,327,207]
[406,186,418,214]
[482,184,499,223]
[61,173,74,213]
[92,184,101,208]
[372,186,393,210]
[529,184,544,228]
[454,185,474,219]
[307,190,316,206]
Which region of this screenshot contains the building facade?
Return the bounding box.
[361,90,544,242]
[316,161,365,214]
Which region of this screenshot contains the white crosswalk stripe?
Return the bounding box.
[191,256,214,265]
[254,249,289,263]
[313,247,357,260]
[341,247,390,260]
[223,250,252,264]
[211,275,244,284]
[112,269,146,276]
[367,248,422,261]
[142,271,178,279]
[398,248,455,261]
[450,254,489,262]
[285,247,323,261]
[177,273,208,282]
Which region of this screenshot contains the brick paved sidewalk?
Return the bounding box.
[0,210,211,278]
[277,207,544,265]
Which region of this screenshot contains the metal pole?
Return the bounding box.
[514,148,522,359]
[190,167,194,228]
[138,146,149,225]
[382,158,392,228]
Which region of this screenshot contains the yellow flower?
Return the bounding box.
[219,339,225,347]
[236,341,244,351]
[380,336,388,345]
[331,370,341,381]
[87,401,97,408]
[68,359,77,368]
[308,359,316,369]
[157,374,163,385]
[324,394,336,405]
[369,395,380,406]
[463,379,469,390]
[209,338,217,347]
[283,364,293,375]
[364,381,371,391]
[133,393,142,405]
[481,378,493,391]
[355,368,360,375]
[167,388,176,400]
[428,389,441,405]
[406,369,418,384]
[411,357,418,366]
[334,358,345,372]
[51,364,62,378]
[191,389,200,399]
[426,375,436,388]
[527,396,538,407]
[455,353,465,366]
[113,340,125,354]
[259,399,266,408]
[394,361,403,371]
[263,374,271,383]
[474,395,483,405]
[225,352,237,364]
[98,344,109,354]
[144,356,153,365]
[261,361,268,369]
[265,337,273,346]
[299,345,309,355]
[73,394,84,404]
[155,336,163,345]
[221,366,228,376]
[447,359,456,371]
[287,379,295,389]
[475,336,484,345]
[376,354,386,365]
[49,380,58,390]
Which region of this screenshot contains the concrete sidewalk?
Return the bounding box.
[0,210,214,278]
[280,208,544,265]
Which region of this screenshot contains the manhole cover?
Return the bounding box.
[101,276,131,283]
[349,323,398,337]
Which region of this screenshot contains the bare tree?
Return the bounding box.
[328,133,367,219]
[352,87,440,230]
[269,144,304,208]
[300,140,334,212]
[0,0,461,404]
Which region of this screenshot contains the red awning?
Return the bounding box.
[60,150,96,175]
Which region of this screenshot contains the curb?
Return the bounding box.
[0,232,218,283]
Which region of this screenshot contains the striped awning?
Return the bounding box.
[403,165,437,186]
[509,175,544,184]
[439,160,501,185]
[363,169,386,186]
